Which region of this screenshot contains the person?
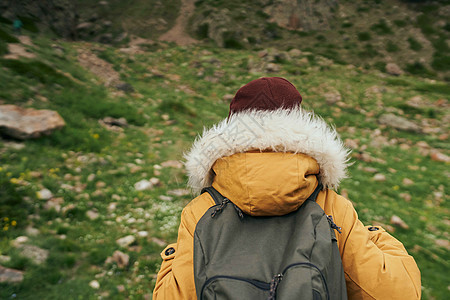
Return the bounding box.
[153,77,421,299]
[13,18,23,35]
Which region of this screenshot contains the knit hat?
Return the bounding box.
[228,77,302,117]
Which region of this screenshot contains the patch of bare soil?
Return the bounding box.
[158,0,198,46]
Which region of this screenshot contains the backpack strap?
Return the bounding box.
[201,187,225,205]
[306,182,323,202]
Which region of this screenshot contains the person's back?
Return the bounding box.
[153,77,421,299]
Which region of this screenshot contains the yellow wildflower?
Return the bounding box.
[11,220,17,226]
[393,185,400,191]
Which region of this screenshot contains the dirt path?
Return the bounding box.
[158,0,198,46]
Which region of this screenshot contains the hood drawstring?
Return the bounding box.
[327,215,342,233]
[267,273,283,300]
[211,199,244,219]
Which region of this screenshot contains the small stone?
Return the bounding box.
[151,237,167,247]
[373,174,386,182]
[400,193,412,202]
[430,151,450,163]
[222,94,234,101]
[105,250,129,268]
[134,180,153,191]
[378,114,421,133]
[0,266,24,283]
[89,280,100,289]
[159,195,173,201]
[102,117,128,127]
[161,160,183,168]
[137,231,148,238]
[288,48,302,57]
[86,209,99,220]
[44,197,64,212]
[37,188,53,200]
[344,139,359,149]
[117,285,126,293]
[402,178,414,186]
[108,202,117,212]
[20,245,49,264]
[0,255,11,263]
[87,174,96,182]
[324,91,342,105]
[13,236,29,247]
[390,215,409,229]
[149,177,161,186]
[435,239,450,250]
[116,235,136,248]
[25,226,39,236]
[167,189,190,197]
[362,167,378,173]
[386,63,404,76]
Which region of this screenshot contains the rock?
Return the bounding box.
[36,188,53,200]
[149,177,161,187]
[76,22,94,31]
[114,32,128,43]
[222,94,234,101]
[25,226,39,236]
[117,284,125,293]
[390,215,409,229]
[89,280,100,289]
[402,178,414,186]
[324,91,342,105]
[430,150,450,163]
[151,237,167,247]
[115,82,134,93]
[362,167,378,173]
[406,96,424,108]
[265,63,281,72]
[20,245,49,264]
[102,117,128,127]
[288,48,302,58]
[0,255,11,263]
[87,173,96,182]
[0,266,24,283]
[400,193,412,202]
[378,114,421,133]
[44,197,64,212]
[134,180,153,191]
[137,231,148,238]
[12,236,29,247]
[167,189,190,197]
[105,250,129,268]
[385,63,404,76]
[435,239,450,250]
[0,105,65,139]
[159,195,173,201]
[116,235,136,248]
[373,174,386,182]
[86,209,99,220]
[161,160,183,168]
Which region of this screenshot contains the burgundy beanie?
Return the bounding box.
[228,77,302,117]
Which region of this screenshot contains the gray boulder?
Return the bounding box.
[0,105,65,139]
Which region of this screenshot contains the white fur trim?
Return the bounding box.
[184,108,351,193]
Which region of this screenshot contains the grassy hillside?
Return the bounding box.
[0,22,449,299]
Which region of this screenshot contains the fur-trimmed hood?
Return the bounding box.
[184,108,351,193]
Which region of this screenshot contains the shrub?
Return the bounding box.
[370,19,393,35]
[407,37,423,51]
[386,40,399,52]
[0,28,19,43]
[393,19,407,27]
[357,32,371,41]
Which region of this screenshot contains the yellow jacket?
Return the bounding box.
[153,109,421,299]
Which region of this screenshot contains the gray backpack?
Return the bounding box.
[194,183,348,300]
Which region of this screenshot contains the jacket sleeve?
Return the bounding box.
[152,208,197,300]
[338,200,421,300]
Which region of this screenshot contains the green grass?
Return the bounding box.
[0,31,448,300]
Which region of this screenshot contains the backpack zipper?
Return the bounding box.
[278,263,330,300]
[200,275,270,299]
